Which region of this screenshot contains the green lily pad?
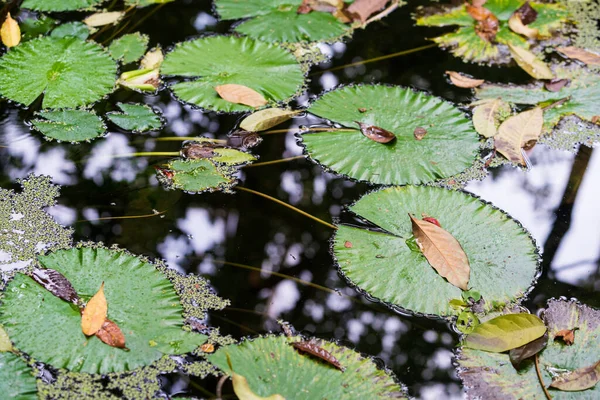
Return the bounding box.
[333,186,539,317]
[0,246,207,374]
[106,103,163,132]
[0,353,38,400]
[30,109,106,142]
[475,67,600,138]
[416,0,569,63]
[21,0,105,12]
[0,36,117,109]
[458,299,600,398]
[51,22,90,40]
[125,0,175,6]
[20,15,57,41]
[161,36,305,113]
[302,85,480,185]
[214,0,351,43]
[108,33,149,64]
[208,335,408,399]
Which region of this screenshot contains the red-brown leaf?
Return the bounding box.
[355,121,396,143]
[95,319,127,349]
[214,84,268,108]
[554,328,576,345]
[31,268,80,304]
[557,47,600,66]
[346,0,389,23]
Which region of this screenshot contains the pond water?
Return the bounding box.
[0,0,599,399]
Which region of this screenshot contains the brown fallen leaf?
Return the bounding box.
[554,328,576,345]
[413,126,427,140]
[31,268,80,304]
[515,2,538,25]
[508,44,554,80]
[239,108,299,132]
[471,0,487,7]
[509,332,548,368]
[346,0,389,23]
[592,116,600,124]
[544,79,569,92]
[215,84,268,108]
[446,71,485,88]
[550,360,600,391]
[95,319,127,349]
[472,98,512,138]
[494,107,543,166]
[181,142,217,159]
[409,214,470,290]
[508,13,538,39]
[355,121,396,143]
[291,340,345,371]
[467,4,499,42]
[200,343,215,353]
[1,12,20,48]
[81,282,108,336]
[557,46,600,66]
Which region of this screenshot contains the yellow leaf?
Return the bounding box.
[409,214,470,290]
[0,325,13,352]
[226,354,285,400]
[81,282,108,336]
[240,108,300,132]
[445,71,484,89]
[494,107,543,165]
[508,44,554,80]
[1,12,21,48]
[507,14,538,39]
[557,46,600,66]
[83,11,125,27]
[214,84,268,108]
[472,98,512,138]
[140,47,164,70]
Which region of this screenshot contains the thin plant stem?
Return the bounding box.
[76,210,166,223]
[236,186,337,230]
[210,313,258,334]
[125,3,167,34]
[535,354,552,400]
[365,0,400,25]
[262,127,355,135]
[244,156,305,168]
[91,5,136,42]
[215,375,229,400]
[310,43,437,76]
[188,379,216,399]
[154,137,227,143]
[110,151,179,158]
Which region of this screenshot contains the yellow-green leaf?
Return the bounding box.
[409,214,470,290]
[472,98,511,138]
[240,108,299,132]
[0,325,12,352]
[83,11,124,27]
[507,14,538,39]
[550,360,600,391]
[81,282,108,336]
[494,107,543,165]
[464,313,546,352]
[140,47,163,70]
[1,12,21,48]
[508,44,554,80]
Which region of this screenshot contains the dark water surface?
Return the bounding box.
[1,1,598,398]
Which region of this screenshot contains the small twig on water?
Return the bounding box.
[76,210,167,223]
[244,156,305,168]
[215,375,229,400]
[535,353,552,400]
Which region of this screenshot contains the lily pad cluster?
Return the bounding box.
[415,0,570,64]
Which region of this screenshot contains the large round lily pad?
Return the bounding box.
[334,186,539,317]
[0,246,207,374]
[161,36,305,112]
[0,37,117,109]
[208,335,408,399]
[214,0,351,43]
[21,0,105,12]
[0,352,38,400]
[458,299,600,399]
[302,85,480,185]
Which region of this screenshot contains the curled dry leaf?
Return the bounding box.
[494,107,543,166]
[355,121,396,143]
[31,268,80,304]
[550,360,600,391]
[0,325,12,352]
[472,98,512,138]
[446,71,484,88]
[81,282,108,336]
[467,4,499,42]
[509,332,548,368]
[515,2,538,25]
[413,126,427,140]
[508,44,554,80]
[181,142,216,159]
[83,12,125,27]
[291,340,345,371]
[239,108,299,132]
[226,354,286,400]
[409,214,470,290]
[544,79,569,92]
[1,12,20,48]
[95,319,127,349]
[554,328,576,345]
[227,130,263,149]
[215,84,268,108]
[464,313,547,352]
[508,14,538,39]
[557,46,600,66]
[346,0,389,23]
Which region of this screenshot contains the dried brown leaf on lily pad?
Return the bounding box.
[509,332,548,368]
[494,107,543,166]
[413,126,427,140]
[515,2,538,25]
[446,71,484,88]
[81,282,108,336]
[346,0,389,23]
[508,44,554,80]
[544,79,569,92]
[409,214,470,290]
[550,360,600,391]
[291,340,345,371]
[466,4,499,42]
[557,47,600,66]
[31,268,80,304]
[472,98,511,138]
[554,328,576,345]
[355,121,396,143]
[1,12,20,48]
[215,84,268,108]
[508,13,538,39]
[95,319,127,349]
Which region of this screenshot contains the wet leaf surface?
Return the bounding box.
[494,107,543,165]
[472,98,512,138]
[215,84,268,108]
[550,360,600,391]
[31,268,79,304]
[509,332,548,368]
[1,13,21,48]
[409,214,470,290]
[108,33,149,64]
[81,282,107,336]
[30,109,106,143]
[464,313,546,352]
[106,103,163,133]
[0,353,38,399]
[508,44,553,79]
[228,354,285,400]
